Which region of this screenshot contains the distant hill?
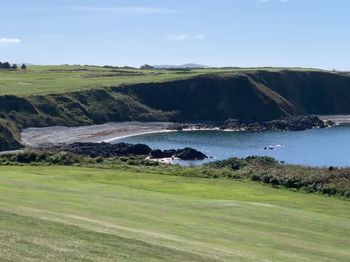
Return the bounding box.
[153,63,210,69]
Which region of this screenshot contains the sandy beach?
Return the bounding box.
[21,122,173,148]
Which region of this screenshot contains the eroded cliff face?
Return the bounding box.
[1,70,350,151]
[118,73,294,121]
[246,70,350,114]
[119,70,350,121]
[0,119,22,151]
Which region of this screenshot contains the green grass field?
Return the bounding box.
[0,65,321,96]
[0,165,349,261]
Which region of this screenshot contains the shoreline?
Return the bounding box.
[20,115,350,149]
[103,129,177,142]
[21,122,173,148]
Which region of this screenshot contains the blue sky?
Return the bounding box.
[1,0,349,69]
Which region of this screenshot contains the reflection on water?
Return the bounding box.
[112,125,350,167]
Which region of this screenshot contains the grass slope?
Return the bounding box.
[0,65,318,96]
[0,166,349,261]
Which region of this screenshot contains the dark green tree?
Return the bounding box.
[12,64,18,70]
[2,62,11,69]
[21,64,27,70]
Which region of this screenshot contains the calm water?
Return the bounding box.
[113,125,350,167]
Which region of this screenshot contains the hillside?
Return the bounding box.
[0,165,349,261]
[1,66,350,150]
[122,70,350,121]
[0,65,319,96]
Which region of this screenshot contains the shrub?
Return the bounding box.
[205,157,246,170]
[250,174,261,181]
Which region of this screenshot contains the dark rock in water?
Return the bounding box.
[168,115,335,132]
[150,149,164,158]
[123,143,152,155]
[53,142,152,158]
[150,149,177,159]
[222,116,329,131]
[150,148,207,160]
[49,142,207,161]
[325,120,334,127]
[175,147,207,160]
[163,149,177,157]
[264,116,327,131]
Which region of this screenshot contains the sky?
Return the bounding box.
[1,0,350,69]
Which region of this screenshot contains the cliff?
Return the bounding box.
[1,70,350,150]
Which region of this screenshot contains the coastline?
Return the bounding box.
[103,129,176,142]
[21,122,173,148]
[20,115,349,149]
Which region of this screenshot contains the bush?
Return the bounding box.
[246,156,278,166]
[205,157,246,170]
[250,174,261,181]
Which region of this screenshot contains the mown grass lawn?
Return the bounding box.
[0,166,349,261]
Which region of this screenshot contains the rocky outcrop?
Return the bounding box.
[174,147,207,160]
[48,142,207,160]
[150,148,207,160]
[150,149,175,158]
[168,116,334,132]
[50,142,152,158]
[223,115,333,131]
[263,116,332,131]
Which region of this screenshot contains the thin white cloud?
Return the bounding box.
[166,34,189,41]
[165,34,205,41]
[0,38,21,44]
[194,34,205,40]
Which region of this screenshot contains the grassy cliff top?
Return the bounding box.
[0,65,322,96]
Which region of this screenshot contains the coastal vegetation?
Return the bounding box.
[1,151,349,199]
